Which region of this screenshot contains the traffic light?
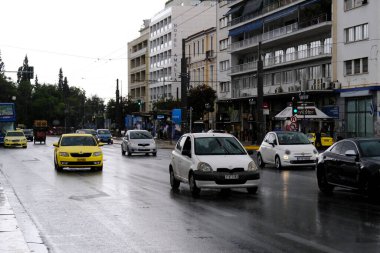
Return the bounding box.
[292,97,298,115]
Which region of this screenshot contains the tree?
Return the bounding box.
[58,68,64,95]
[153,98,181,112]
[187,84,216,123]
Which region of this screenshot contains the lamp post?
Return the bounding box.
[249,98,256,144]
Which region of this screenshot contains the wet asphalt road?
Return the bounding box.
[0,136,380,253]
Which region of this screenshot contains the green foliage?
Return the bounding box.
[187,84,216,122]
[153,99,181,111]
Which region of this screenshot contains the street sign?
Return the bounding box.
[290,123,297,131]
[290,116,297,123]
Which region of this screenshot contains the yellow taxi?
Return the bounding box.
[4,130,27,148]
[307,132,334,148]
[53,133,104,172]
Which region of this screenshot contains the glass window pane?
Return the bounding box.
[346,113,356,134]
[354,59,361,74]
[345,61,352,75]
[347,100,356,112]
[362,57,368,73]
[365,113,374,137]
[363,24,369,39]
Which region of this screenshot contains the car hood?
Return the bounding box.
[57,146,101,153]
[6,136,26,140]
[98,134,112,137]
[196,154,253,171]
[276,144,316,153]
[130,139,155,144]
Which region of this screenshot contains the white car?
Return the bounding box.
[257,131,318,169]
[169,133,260,196]
[121,130,157,156]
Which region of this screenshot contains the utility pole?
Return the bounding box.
[181,38,188,133]
[115,79,120,136]
[256,42,264,144]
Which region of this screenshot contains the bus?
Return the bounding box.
[0,103,16,144]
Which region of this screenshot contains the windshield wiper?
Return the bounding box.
[216,139,230,154]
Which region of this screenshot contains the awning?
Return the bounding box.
[225,3,244,16]
[300,0,321,8]
[242,0,263,16]
[274,106,331,120]
[264,5,298,23]
[229,19,263,37]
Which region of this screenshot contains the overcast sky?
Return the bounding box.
[0,0,166,101]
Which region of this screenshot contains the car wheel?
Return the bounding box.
[169,167,180,189]
[121,146,126,155]
[317,165,334,195]
[247,186,258,194]
[54,158,63,172]
[127,147,132,157]
[275,155,282,170]
[189,172,200,196]
[152,152,157,156]
[257,153,265,168]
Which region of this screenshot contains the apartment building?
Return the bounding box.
[185,27,217,129]
[128,20,150,112]
[225,0,334,141]
[148,0,216,111]
[334,0,380,138]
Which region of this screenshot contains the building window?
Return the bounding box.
[346,97,373,137]
[344,0,368,11]
[284,70,293,84]
[345,23,369,43]
[220,60,230,71]
[219,38,229,51]
[220,82,230,93]
[345,57,368,75]
[210,65,214,84]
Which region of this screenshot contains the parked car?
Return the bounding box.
[257,131,318,169]
[53,133,104,172]
[316,138,380,199]
[121,130,157,156]
[4,130,27,148]
[22,129,34,142]
[96,129,113,144]
[169,133,260,196]
[307,132,334,148]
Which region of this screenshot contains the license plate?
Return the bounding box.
[77,158,86,162]
[297,157,311,160]
[225,174,239,180]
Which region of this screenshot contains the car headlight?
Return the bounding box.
[197,162,213,172]
[285,149,291,155]
[248,161,258,172]
[93,152,102,157]
[4,138,9,142]
[59,152,69,157]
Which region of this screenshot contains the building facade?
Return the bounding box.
[148,1,216,111]
[128,20,150,112]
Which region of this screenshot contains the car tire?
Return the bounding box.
[169,167,180,189]
[247,186,258,194]
[317,165,334,195]
[257,153,265,168]
[127,147,132,157]
[121,146,126,155]
[54,158,63,172]
[152,152,157,156]
[275,155,282,170]
[189,172,200,196]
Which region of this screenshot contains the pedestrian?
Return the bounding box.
[315,130,322,148]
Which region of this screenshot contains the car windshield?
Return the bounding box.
[23,130,33,134]
[98,130,110,135]
[7,131,24,137]
[358,140,380,157]
[130,131,153,139]
[195,137,246,155]
[277,132,310,145]
[60,136,97,146]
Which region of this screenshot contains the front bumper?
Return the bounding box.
[57,157,103,168]
[193,171,260,189]
[281,156,317,167]
[129,144,156,153]
[4,141,27,148]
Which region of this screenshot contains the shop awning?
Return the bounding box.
[274,106,331,120]
[300,0,321,8]
[264,5,298,23]
[229,19,263,37]
[242,0,264,16]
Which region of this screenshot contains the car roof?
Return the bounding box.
[127,130,149,132]
[186,133,234,138]
[61,133,94,137]
[339,137,380,143]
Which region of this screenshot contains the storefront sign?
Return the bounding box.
[322,106,339,118]
[296,108,316,115]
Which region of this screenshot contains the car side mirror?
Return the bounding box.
[182,149,191,158]
[268,141,275,147]
[98,143,104,147]
[53,142,59,147]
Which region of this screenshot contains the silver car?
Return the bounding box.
[121,130,157,156]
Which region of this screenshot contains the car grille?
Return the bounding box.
[290,160,316,164]
[138,143,149,147]
[70,153,92,157]
[12,140,20,142]
[217,168,244,173]
[66,162,98,165]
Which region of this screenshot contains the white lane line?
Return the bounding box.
[277,233,343,253]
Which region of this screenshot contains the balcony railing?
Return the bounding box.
[231,14,330,52]
[230,0,298,27]
[231,44,331,75]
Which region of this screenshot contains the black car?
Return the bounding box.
[316,138,380,199]
[22,129,34,142]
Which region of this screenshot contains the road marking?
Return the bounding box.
[277,233,343,253]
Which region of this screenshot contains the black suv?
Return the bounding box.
[22,129,34,142]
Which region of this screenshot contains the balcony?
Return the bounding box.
[130,47,147,59]
[231,61,258,75]
[231,14,330,53]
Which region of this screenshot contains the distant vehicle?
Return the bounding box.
[257,131,318,169]
[22,129,34,142]
[4,130,27,148]
[316,138,380,200]
[53,133,104,172]
[207,129,226,133]
[169,133,260,196]
[33,120,48,144]
[121,130,157,156]
[0,103,16,145]
[96,129,113,144]
[307,132,334,148]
